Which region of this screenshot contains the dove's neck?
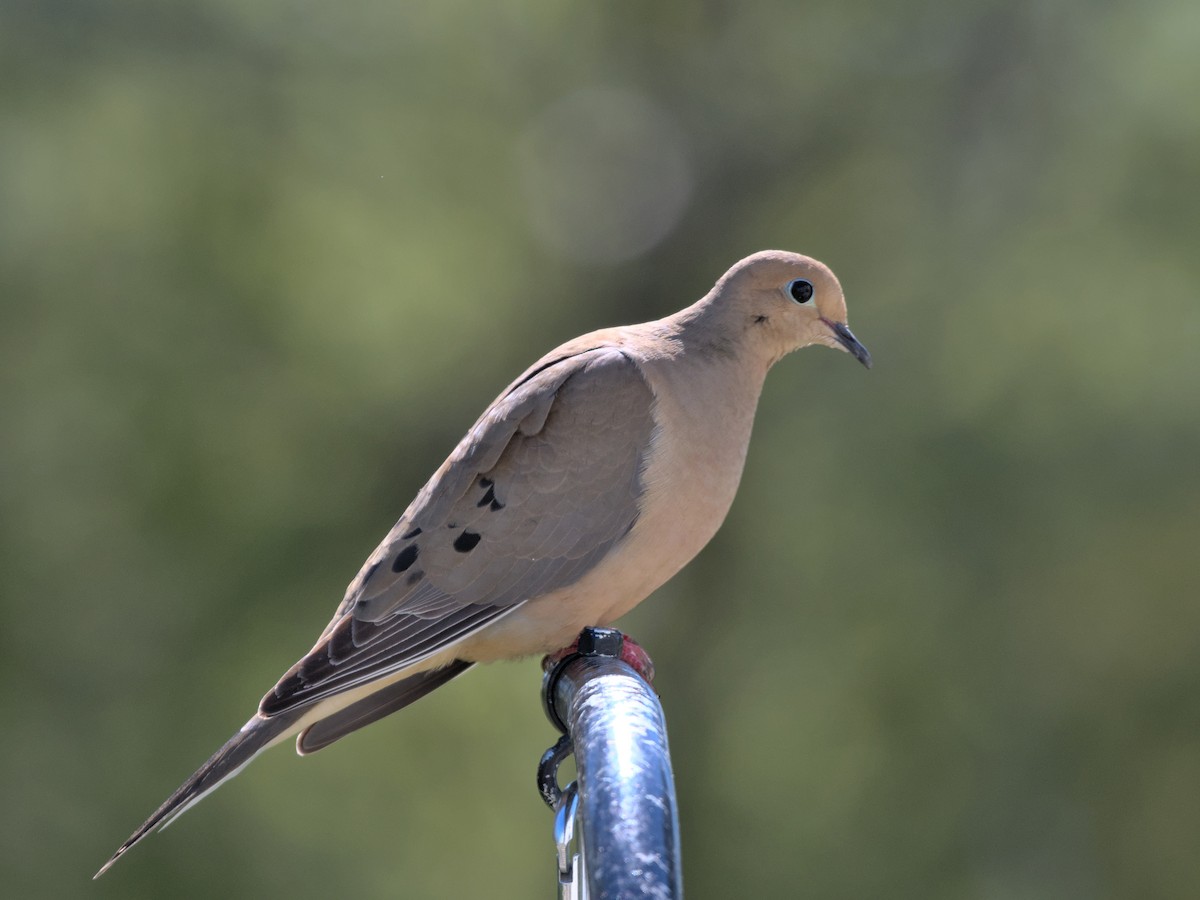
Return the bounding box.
[647,323,767,415]
[630,296,772,415]
[665,291,787,364]
[654,295,773,385]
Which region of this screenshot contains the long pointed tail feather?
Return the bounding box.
[94,713,297,878]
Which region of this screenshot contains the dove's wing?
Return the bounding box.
[260,343,656,716]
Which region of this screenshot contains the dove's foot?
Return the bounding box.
[542,628,655,685]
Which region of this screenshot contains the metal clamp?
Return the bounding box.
[541,627,625,735]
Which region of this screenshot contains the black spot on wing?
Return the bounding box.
[407,569,424,586]
[453,531,481,553]
[392,544,419,573]
[402,526,422,539]
[475,476,506,511]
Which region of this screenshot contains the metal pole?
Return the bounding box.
[540,628,683,899]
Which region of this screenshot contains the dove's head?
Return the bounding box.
[703,250,871,369]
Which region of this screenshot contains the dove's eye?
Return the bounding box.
[788,279,815,305]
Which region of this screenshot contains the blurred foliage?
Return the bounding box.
[2,0,1198,897]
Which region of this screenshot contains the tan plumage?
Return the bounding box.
[96,250,870,877]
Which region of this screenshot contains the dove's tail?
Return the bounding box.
[94,712,298,878]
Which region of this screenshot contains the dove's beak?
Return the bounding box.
[822,318,872,369]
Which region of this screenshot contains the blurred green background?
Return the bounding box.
[3,1,1198,897]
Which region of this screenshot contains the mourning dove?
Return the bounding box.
[97,249,870,876]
